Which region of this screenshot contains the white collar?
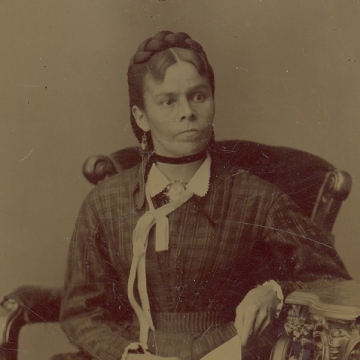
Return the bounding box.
[147,153,211,198]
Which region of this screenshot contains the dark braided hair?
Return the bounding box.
[127,31,215,146]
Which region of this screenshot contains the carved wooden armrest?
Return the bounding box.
[271,281,360,360]
[0,286,62,360]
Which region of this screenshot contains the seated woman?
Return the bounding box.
[59,31,350,360]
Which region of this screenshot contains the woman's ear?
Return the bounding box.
[132,106,150,132]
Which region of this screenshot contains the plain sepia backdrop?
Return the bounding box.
[1,1,360,358]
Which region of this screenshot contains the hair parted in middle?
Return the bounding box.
[127,31,215,148]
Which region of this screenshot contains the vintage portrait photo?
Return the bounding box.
[1,1,360,359]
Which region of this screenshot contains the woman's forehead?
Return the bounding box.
[144,61,211,95]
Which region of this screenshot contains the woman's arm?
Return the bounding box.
[235,191,351,347]
[60,196,137,360]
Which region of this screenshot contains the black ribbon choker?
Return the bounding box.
[154,149,207,165]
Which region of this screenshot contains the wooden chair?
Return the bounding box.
[0,140,353,360]
[270,280,360,360]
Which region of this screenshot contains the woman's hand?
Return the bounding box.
[127,354,180,360]
[235,283,281,347]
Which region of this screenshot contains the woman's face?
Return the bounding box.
[132,61,215,158]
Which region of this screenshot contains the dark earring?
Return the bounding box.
[136,132,149,210]
[140,132,148,154]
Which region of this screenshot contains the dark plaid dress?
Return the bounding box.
[58,157,350,360]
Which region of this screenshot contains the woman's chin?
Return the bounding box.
[177,146,207,158]
[154,139,209,158]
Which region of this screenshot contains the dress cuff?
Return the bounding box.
[261,280,284,317]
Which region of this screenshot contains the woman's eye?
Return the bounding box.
[193,94,206,102]
[162,99,174,106]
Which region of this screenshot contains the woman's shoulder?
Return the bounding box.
[83,164,141,205]
[212,156,273,183]
[212,157,283,197]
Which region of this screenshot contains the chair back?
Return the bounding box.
[82,140,351,234]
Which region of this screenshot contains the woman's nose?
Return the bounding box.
[180,99,195,121]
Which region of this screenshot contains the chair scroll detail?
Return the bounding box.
[311,169,352,235]
[82,146,141,185]
[82,155,119,185]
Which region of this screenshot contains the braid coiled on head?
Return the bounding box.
[130,31,208,65]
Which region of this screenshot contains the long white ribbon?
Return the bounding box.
[127,182,194,344]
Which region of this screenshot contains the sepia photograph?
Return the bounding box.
[1,1,360,359]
